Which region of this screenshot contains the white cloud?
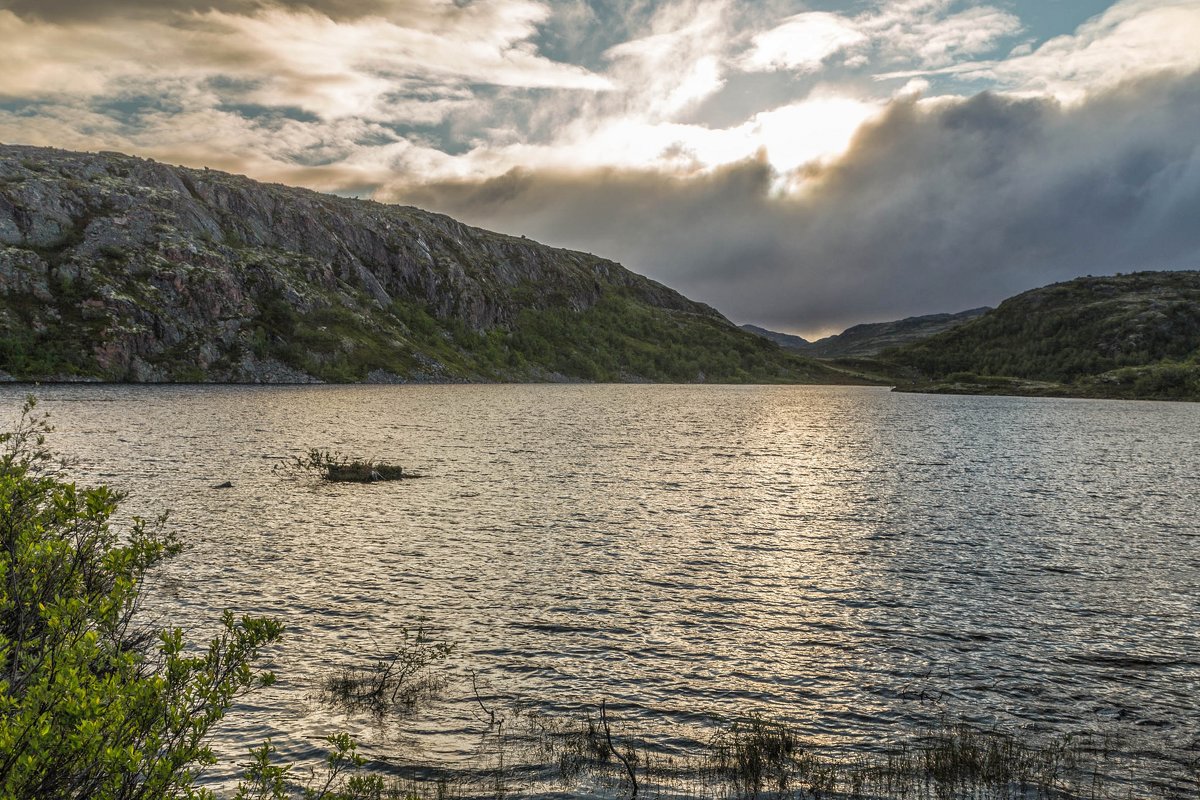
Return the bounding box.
[860,0,1023,68]
[735,0,1021,77]
[0,2,611,123]
[896,77,931,97]
[202,4,612,105]
[0,11,171,99]
[739,12,866,73]
[876,0,1200,101]
[0,97,437,191]
[602,0,731,118]
[373,91,880,191]
[994,0,1200,99]
[748,97,880,175]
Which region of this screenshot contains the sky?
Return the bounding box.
[1,0,1199,336]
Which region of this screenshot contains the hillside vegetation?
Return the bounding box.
[0,144,852,385]
[884,271,1200,400]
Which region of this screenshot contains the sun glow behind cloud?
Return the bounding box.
[442,94,880,189]
[751,98,879,175]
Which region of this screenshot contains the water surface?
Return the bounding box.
[6,384,1198,794]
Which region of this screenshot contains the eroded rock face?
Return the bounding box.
[0,144,730,383]
[0,247,51,300]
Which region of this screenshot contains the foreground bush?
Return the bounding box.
[0,397,283,798]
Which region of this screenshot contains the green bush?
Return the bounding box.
[0,397,284,798]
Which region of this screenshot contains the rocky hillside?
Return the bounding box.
[886,271,1200,400]
[0,144,852,384]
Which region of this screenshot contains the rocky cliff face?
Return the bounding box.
[0,144,841,384]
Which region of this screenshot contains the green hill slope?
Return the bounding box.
[885,271,1200,400]
[0,145,854,385]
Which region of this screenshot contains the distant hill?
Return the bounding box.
[740,324,812,351]
[816,308,990,358]
[742,308,988,358]
[0,144,860,385]
[886,271,1200,401]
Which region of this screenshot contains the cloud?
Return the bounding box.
[0,97,435,191]
[368,90,881,189]
[994,0,1200,97]
[879,0,1200,100]
[601,0,731,117]
[389,70,1200,334]
[0,2,611,120]
[740,97,880,176]
[0,0,441,22]
[736,0,1022,77]
[199,4,611,118]
[739,12,866,73]
[860,0,1023,68]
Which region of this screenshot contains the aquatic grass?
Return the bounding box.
[283,678,1198,800]
[707,714,800,798]
[318,628,455,719]
[421,701,1194,800]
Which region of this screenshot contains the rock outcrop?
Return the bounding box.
[0,144,848,384]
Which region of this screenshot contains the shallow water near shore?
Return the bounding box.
[6,384,1199,795]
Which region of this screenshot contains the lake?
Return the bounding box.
[5,384,1199,796]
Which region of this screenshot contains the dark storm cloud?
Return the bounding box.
[395,69,1200,333]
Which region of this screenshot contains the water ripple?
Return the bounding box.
[5,384,1198,793]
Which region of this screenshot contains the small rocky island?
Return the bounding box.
[281,450,416,483]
